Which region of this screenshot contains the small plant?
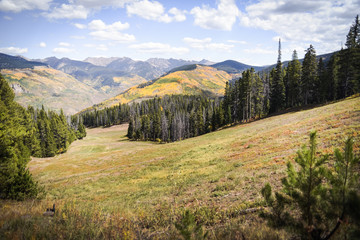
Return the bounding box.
[261,132,360,239]
[175,209,208,240]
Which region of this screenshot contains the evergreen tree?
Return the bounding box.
[302,45,318,105]
[127,117,134,139]
[327,53,340,101]
[0,74,40,200]
[37,107,56,157]
[270,39,286,113]
[317,58,328,103]
[262,133,360,239]
[286,50,302,107]
[345,15,360,49]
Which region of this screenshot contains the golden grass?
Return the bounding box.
[24,96,360,214]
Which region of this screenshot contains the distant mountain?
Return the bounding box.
[1,67,107,114]
[36,56,217,95]
[198,59,216,65]
[84,57,119,66]
[91,64,232,110]
[211,60,264,74]
[0,53,47,69]
[106,57,160,80]
[36,57,146,96]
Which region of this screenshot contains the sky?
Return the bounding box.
[0,0,359,66]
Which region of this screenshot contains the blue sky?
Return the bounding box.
[0,0,358,66]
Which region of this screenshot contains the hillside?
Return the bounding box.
[0,67,107,114]
[0,53,47,69]
[1,96,359,238]
[96,64,232,109]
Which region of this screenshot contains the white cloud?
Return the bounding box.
[129,42,189,55]
[227,40,247,44]
[74,23,87,29]
[59,42,71,47]
[0,0,50,12]
[52,47,75,53]
[89,19,129,31]
[3,16,12,20]
[191,0,239,31]
[74,0,133,9]
[168,7,187,22]
[44,4,89,19]
[0,46,28,55]
[88,19,135,42]
[39,42,46,48]
[183,37,234,51]
[126,0,186,23]
[238,0,360,54]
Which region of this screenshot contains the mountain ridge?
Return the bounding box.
[90,64,232,110]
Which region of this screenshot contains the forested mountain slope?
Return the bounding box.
[1,67,106,114]
[93,64,231,109]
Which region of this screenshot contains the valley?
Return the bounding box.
[29,96,360,211]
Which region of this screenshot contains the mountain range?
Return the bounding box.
[35,56,216,96]
[0,51,336,114]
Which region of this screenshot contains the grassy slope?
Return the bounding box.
[27,96,360,213]
[1,67,108,114]
[98,65,231,109]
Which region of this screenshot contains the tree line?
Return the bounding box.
[81,103,130,128]
[127,95,226,142]
[80,95,225,142]
[0,74,86,200]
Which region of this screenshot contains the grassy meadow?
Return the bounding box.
[1,96,359,239]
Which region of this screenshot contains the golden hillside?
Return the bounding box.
[1,67,108,114]
[97,65,232,108]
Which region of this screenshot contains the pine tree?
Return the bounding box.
[270,39,286,113]
[302,45,318,105]
[317,58,328,103]
[327,53,340,101]
[325,137,360,239]
[0,74,40,200]
[127,117,134,139]
[286,50,302,107]
[261,133,360,239]
[345,15,360,49]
